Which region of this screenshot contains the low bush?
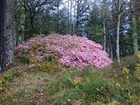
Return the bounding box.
[15,34,112,69]
[0,69,20,92]
[44,69,138,105]
[134,52,140,80]
[18,56,30,64]
[28,60,63,72]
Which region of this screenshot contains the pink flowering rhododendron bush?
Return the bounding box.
[15,34,112,68]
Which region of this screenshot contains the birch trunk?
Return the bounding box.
[116,14,121,64]
[116,0,122,64]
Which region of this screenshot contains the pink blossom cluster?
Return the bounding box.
[15,34,112,68]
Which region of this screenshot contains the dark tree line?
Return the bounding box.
[87,0,140,63]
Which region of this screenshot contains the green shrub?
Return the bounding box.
[46,73,74,95]
[45,71,116,104]
[12,69,20,77]
[134,64,140,80]
[0,69,21,92]
[134,52,140,80]
[33,60,63,72]
[81,77,116,104]
[18,56,30,64]
[121,56,137,69]
[44,73,78,104]
[4,74,14,82]
[44,68,139,105]
[136,52,140,62]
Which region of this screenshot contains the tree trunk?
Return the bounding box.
[132,16,139,54]
[103,17,106,51]
[116,14,121,64]
[116,0,123,64]
[56,0,60,33]
[0,0,5,72]
[131,0,139,54]
[0,0,14,73]
[70,0,73,35]
[76,0,80,36]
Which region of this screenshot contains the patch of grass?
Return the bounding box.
[0,55,140,105]
[53,89,83,105]
[0,68,51,105]
[0,69,21,92]
[43,64,140,105]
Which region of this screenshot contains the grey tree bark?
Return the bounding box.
[101,0,107,51]
[0,0,14,73]
[0,0,5,72]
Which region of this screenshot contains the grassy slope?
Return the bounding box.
[0,56,140,105]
